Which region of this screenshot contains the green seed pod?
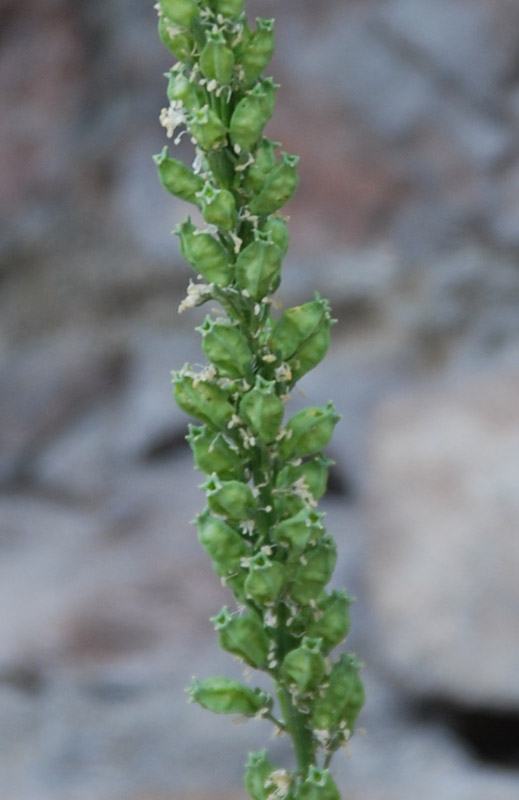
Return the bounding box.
[235,232,282,300]
[176,218,232,286]
[273,508,325,551]
[244,552,285,605]
[153,147,204,204]
[189,677,271,717]
[296,767,340,800]
[167,69,204,109]
[255,77,279,120]
[204,475,257,521]
[239,376,284,443]
[270,294,331,360]
[189,106,228,151]
[306,590,353,653]
[244,750,278,800]
[276,454,334,503]
[278,403,340,461]
[249,153,300,215]
[280,637,326,692]
[311,653,364,733]
[239,18,275,85]
[197,316,252,378]
[244,137,280,193]
[187,425,243,479]
[200,31,235,85]
[196,182,237,231]
[288,322,332,382]
[172,368,235,428]
[158,17,195,61]
[273,492,307,521]
[215,0,245,18]
[212,606,270,668]
[229,92,270,153]
[260,216,289,257]
[197,508,249,572]
[158,0,199,29]
[290,536,337,606]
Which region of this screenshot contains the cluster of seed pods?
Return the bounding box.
[154,1,365,797]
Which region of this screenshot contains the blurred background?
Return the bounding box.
[1,0,518,798]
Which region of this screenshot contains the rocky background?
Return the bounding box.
[1,0,519,798]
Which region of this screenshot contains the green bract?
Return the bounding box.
[156,1,365,795]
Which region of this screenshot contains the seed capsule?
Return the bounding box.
[172,368,235,428]
[189,677,271,717]
[153,148,203,204]
[204,475,257,521]
[273,508,325,552]
[239,18,275,85]
[197,508,249,573]
[276,454,334,503]
[288,323,332,382]
[189,106,228,151]
[215,0,245,17]
[158,17,195,61]
[311,653,364,733]
[158,0,199,29]
[197,316,252,378]
[295,767,340,800]
[212,606,270,668]
[229,87,273,153]
[290,536,337,605]
[260,216,289,257]
[244,552,285,605]
[280,636,326,692]
[249,153,299,215]
[235,231,282,300]
[176,218,232,286]
[306,590,353,653]
[187,425,243,479]
[200,31,235,85]
[244,137,279,194]
[270,294,331,360]
[279,403,340,461]
[167,69,204,110]
[244,750,278,800]
[196,182,237,231]
[239,376,284,443]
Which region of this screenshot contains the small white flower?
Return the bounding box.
[159,101,186,140]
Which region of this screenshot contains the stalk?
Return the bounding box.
[154,1,365,797]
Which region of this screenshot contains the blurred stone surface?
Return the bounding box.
[365,369,519,706]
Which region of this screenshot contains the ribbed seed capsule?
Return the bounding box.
[255,77,279,119]
[176,219,232,286]
[306,590,353,653]
[200,31,235,85]
[229,88,272,153]
[204,475,257,521]
[167,69,204,109]
[244,552,285,605]
[260,216,289,257]
[311,653,364,733]
[158,17,195,61]
[245,750,278,800]
[279,403,340,461]
[196,182,237,231]
[213,607,270,668]
[249,152,300,215]
[172,368,235,428]
[276,454,334,503]
[239,376,284,443]
[272,508,325,551]
[271,294,331,360]
[290,536,337,606]
[187,425,243,479]
[288,322,332,382]
[197,508,249,572]
[239,18,275,85]
[235,232,282,300]
[197,316,252,378]
[159,0,199,29]
[280,636,326,693]
[216,0,245,17]
[295,767,340,800]
[153,148,203,204]
[189,677,271,717]
[245,138,279,193]
[189,106,227,150]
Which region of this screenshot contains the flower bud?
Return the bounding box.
[176,218,232,286]
[167,69,204,109]
[196,182,237,231]
[197,316,252,378]
[212,606,270,668]
[249,153,299,215]
[244,137,279,193]
[189,106,228,151]
[260,216,289,257]
[200,31,235,85]
[239,377,284,443]
[154,148,204,204]
[235,231,282,300]
[187,425,243,479]
[273,508,325,551]
[204,475,257,521]
[280,637,326,692]
[239,18,275,85]
[158,0,199,29]
[172,367,235,428]
[288,323,332,382]
[278,403,340,461]
[158,17,195,61]
[197,508,249,573]
[276,454,333,503]
[306,590,353,653]
[290,537,337,606]
[244,552,285,605]
[189,677,271,717]
[270,294,331,360]
[311,653,364,733]
[296,767,340,800]
[244,750,277,800]
[216,0,245,18]
[229,88,273,153]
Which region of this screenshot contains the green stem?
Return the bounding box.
[277,686,314,773]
